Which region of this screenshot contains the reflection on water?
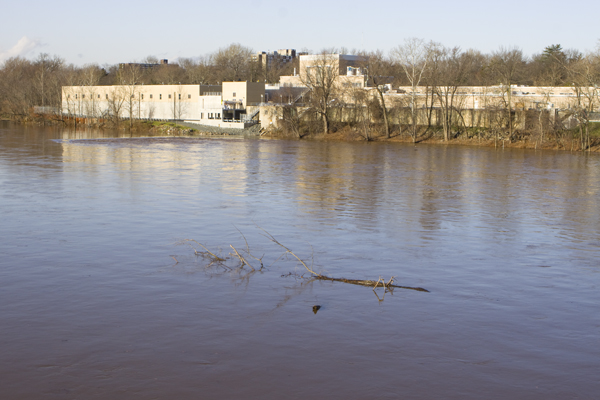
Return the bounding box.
[1,121,599,399]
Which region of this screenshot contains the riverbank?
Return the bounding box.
[1,115,262,137]
[260,124,600,152]
[4,115,599,152]
[146,121,261,137]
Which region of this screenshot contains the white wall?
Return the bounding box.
[61,83,264,128]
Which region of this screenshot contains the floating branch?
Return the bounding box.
[233,225,264,269]
[258,227,320,276]
[259,227,429,293]
[178,239,225,262]
[177,229,429,295]
[230,244,254,271]
[313,275,429,292]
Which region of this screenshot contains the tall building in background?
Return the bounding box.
[252,49,306,82]
[119,59,169,71]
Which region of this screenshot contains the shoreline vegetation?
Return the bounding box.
[2,40,600,152]
[3,113,599,153]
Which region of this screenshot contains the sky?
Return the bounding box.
[1,0,599,66]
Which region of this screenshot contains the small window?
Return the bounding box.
[67,94,70,99]
[106,94,108,99]
[233,92,236,97]
[188,94,191,99]
[82,94,85,99]
[141,94,144,100]
[217,113,220,119]
[159,94,162,100]
[201,113,203,119]
[97,94,100,99]
[168,94,172,99]
[178,94,181,100]
[75,94,78,99]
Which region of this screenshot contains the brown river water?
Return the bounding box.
[1,121,599,399]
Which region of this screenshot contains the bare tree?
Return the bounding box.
[359,50,394,138]
[531,44,569,86]
[213,43,254,82]
[391,38,433,142]
[489,46,526,140]
[568,50,600,150]
[171,85,189,120]
[180,56,214,84]
[349,86,376,140]
[299,52,342,134]
[533,89,554,148]
[31,53,65,117]
[0,57,36,116]
[429,46,473,141]
[79,64,104,121]
[61,86,78,121]
[106,86,126,125]
[147,62,185,85]
[282,105,310,138]
[117,64,145,127]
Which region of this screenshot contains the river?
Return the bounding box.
[1,121,599,399]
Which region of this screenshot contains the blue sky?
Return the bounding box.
[1,0,598,65]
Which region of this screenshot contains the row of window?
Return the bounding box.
[69,93,192,100]
[201,112,221,119]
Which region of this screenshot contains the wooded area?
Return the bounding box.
[2,41,599,150]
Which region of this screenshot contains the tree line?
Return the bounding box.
[0,43,293,118]
[1,40,599,149]
[285,40,600,150]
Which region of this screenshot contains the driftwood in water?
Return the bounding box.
[312,275,429,292]
[178,228,430,295]
[259,227,429,293]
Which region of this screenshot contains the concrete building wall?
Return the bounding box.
[259,104,283,128]
[62,84,202,120]
[390,85,600,111]
[221,82,265,107]
[195,95,222,122]
[199,85,222,95]
[279,54,366,90]
[222,82,248,108]
[62,82,265,128]
[245,82,265,104]
[298,54,362,80]
[280,75,303,88]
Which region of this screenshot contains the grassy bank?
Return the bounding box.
[262,122,600,152]
[6,113,600,152]
[4,114,261,137]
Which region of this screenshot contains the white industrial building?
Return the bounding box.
[61,82,265,129]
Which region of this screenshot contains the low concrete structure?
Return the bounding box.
[259,83,600,131]
[388,85,600,111]
[61,82,265,129]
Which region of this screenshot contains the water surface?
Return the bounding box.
[1,121,599,399]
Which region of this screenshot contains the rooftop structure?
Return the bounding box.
[279,53,366,89]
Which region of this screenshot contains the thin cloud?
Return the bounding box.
[0,36,43,63]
